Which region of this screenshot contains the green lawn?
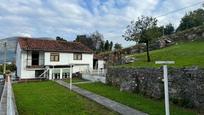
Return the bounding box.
[64,77,88,83]
[13,81,118,115]
[77,83,197,115]
[119,41,204,68]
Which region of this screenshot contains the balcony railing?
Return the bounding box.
[26,59,44,68]
[26,65,45,68]
[82,69,107,76]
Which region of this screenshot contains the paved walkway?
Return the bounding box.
[55,80,148,115]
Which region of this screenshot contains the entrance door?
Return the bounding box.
[32,52,39,65]
[93,59,98,69]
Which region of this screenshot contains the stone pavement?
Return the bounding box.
[55,80,148,115]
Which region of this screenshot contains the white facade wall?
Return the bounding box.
[16,44,45,79]
[44,52,93,73]
[16,48,94,79]
[20,51,35,79]
[98,60,105,69]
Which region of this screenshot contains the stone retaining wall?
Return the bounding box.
[107,67,204,109]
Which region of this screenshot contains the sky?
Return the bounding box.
[0,0,203,47]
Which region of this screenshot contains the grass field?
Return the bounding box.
[119,41,204,68]
[64,77,88,83]
[13,81,117,115]
[77,82,197,115]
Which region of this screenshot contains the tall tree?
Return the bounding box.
[114,43,122,50]
[109,41,113,51]
[176,8,204,31]
[164,23,175,35]
[75,31,114,52]
[104,40,109,51]
[90,31,104,50]
[158,23,175,36]
[75,35,95,50]
[100,41,105,51]
[123,16,161,62]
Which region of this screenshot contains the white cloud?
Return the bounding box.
[19,33,32,37]
[0,0,203,47]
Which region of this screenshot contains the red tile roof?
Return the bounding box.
[18,37,93,53]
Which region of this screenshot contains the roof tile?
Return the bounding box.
[18,37,93,53]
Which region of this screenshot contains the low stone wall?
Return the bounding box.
[107,67,204,109]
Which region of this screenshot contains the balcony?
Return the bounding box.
[26,51,45,69]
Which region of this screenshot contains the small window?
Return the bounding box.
[74,53,82,60]
[50,53,59,62]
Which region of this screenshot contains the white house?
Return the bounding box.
[16,37,105,80]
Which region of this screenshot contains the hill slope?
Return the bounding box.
[120,41,204,68]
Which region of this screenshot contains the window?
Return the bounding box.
[50,53,59,62]
[73,53,82,60]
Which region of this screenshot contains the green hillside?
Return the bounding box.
[120,41,204,68]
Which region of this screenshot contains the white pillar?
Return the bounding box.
[60,69,63,79]
[163,65,170,115]
[52,66,54,80]
[49,69,52,80]
[70,65,72,90]
[155,61,174,115]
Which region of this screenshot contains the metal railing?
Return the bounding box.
[25,59,45,67]
[38,68,49,78]
[0,75,18,115]
[83,69,107,76]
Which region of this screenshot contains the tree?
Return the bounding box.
[123,16,161,62]
[104,40,109,51]
[158,23,175,36]
[114,43,122,50]
[164,23,175,35]
[75,31,114,52]
[75,35,95,50]
[109,41,113,51]
[100,41,105,51]
[90,31,104,51]
[56,36,67,41]
[176,8,204,31]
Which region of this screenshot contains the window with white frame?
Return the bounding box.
[50,53,59,62]
[73,53,82,60]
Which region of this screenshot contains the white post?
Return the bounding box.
[155,61,175,115]
[52,66,54,80]
[70,65,72,90]
[163,65,170,115]
[49,69,52,80]
[60,69,63,79]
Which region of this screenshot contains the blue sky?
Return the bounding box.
[0,0,203,47]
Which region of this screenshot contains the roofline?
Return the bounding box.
[21,49,93,54]
[18,37,94,53]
